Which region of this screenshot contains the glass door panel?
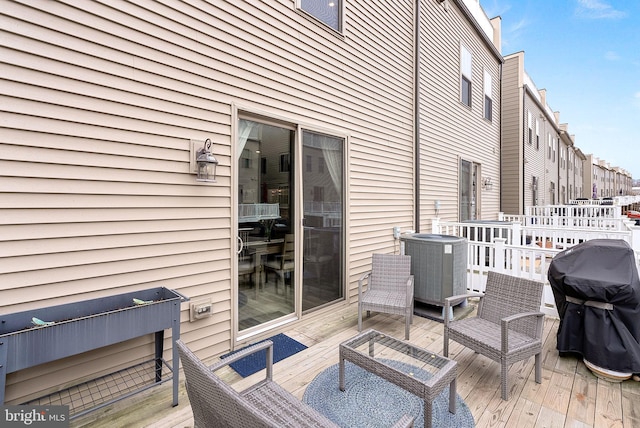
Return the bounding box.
[237,119,295,332]
[302,131,344,312]
[459,159,478,221]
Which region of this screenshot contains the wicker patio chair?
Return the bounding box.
[443,271,545,400]
[358,253,414,340]
[176,339,414,428]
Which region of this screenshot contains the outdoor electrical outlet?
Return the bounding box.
[190,299,213,322]
[393,226,401,239]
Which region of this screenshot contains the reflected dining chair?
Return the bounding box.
[264,233,295,295]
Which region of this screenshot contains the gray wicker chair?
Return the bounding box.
[358,253,414,340]
[177,339,414,427]
[443,271,545,400]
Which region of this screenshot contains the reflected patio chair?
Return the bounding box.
[358,253,414,340]
[264,234,294,295]
[443,271,544,400]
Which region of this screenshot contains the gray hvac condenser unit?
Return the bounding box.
[401,234,468,306]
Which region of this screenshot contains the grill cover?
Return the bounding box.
[548,239,640,372]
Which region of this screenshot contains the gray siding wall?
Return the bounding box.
[500,53,523,214]
[523,94,547,206]
[0,0,414,403]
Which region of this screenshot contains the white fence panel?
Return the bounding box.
[432,216,639,319]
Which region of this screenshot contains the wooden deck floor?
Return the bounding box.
[71,303,640,428]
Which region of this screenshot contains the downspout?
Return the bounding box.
[498,62,503,213]
[414,0,421,232]
[522,86,526,214]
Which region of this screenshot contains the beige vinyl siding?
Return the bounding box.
[500,53,524,215]
[543,129,560,204]
[417,0,501,225]
[523,95,546,206]
[1,0,414,403]
[332,0,415,295]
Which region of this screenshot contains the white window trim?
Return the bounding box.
[483,69,492,120]
[460,44,472,107]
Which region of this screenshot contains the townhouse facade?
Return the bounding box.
[499,51,633,214]
[582,155,632,199]
[416,0,502,227]
[0,0,502,406]
[501,52,553,213]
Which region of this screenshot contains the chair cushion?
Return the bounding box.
[243,381,336,427]
[448,317,539,354]
[361,290,410,313]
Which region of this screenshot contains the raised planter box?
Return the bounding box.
[0,287,188,417]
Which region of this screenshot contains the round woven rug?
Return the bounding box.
[302,360,475,428]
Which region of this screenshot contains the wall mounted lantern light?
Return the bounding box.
[192,138,218,182]
[482,177,493,191]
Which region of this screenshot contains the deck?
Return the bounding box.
[71,303,640,428]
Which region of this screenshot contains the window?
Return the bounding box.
[306,155,312,172]
[527,111,533,145]
[241,148,252,168]
[483,70,492,121]
[300,0,342,32]
[318,157,325,173]
[535,120,540,150]
[460,45,472,107]
[280,153,290,172]
[547,135,552,159]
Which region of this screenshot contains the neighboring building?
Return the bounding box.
[0,0,501,406]
[499,51,632,212]
[501,52,553,213]
[584,154,603,199]
[581,155,633,200]
[615,168,633,196]
[569,145,586,200]
[416,0,502,226]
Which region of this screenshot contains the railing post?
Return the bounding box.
[631,224,640,254]
[512,222,522,246]
[431,217,440,234]
[494,238,506,273]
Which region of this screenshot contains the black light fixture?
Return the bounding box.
[196,139,218,182]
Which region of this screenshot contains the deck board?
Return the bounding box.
[70,303,640,428]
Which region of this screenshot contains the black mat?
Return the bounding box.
[221,333,307,378]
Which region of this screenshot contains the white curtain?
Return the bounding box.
[303,131,342,193]
[237,119,256,161]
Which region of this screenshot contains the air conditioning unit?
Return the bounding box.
[401,234,467,306]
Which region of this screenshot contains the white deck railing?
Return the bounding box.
[431,214,640,318]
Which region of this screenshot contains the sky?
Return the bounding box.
[479,0,640,179]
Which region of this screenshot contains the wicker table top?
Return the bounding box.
[339,329,457,428]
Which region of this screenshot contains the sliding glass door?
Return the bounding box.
[236,118,345,334]
[301,130,344,312]
[237,119,295,332]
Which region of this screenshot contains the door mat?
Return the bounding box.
[413,301,475,323]
[221,333,307,378]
